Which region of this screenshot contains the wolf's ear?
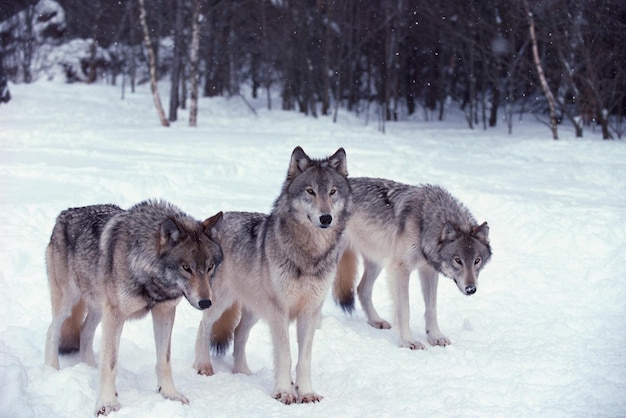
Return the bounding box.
[287,146,312,180]
[327,147,348,177]
[471,222,489,244]
[203,211,224,243]
[160,217,183,249]
[441,221,460,242]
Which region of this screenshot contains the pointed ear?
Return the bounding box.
[203,211,224,243]
[287,146,312,181]
[160,217,182,249]
[441,221,460,242]
[471,222,489,244]
[327,147,348,177]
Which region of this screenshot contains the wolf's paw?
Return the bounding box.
[194,362,214,376]
[402,340,426,350]
[368,319,391,329]
[299,392,323,403]
[94,400,121,416]
[273,390,298,405]
[427,334,451,347]
[233,364,252,375]
[159,387,189,404]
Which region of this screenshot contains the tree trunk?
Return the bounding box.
[189,0,201,127]
[524,0,558,140]
[138,0,169,127]
[168,0,183,122]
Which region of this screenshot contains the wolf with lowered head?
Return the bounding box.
[333,178,491,350]
[44,200,223,416]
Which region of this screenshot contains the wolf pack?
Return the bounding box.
[44,146,492,415]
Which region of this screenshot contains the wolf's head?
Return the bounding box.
[157,211,224,310]
[283,146,352,230]
[437,221,491,296]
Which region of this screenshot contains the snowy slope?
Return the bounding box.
[1,81,625,417]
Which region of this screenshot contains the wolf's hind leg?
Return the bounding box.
[233,307,258,375]
[80,304,101,367]
[45,305,73,369]
[357,259,390,329]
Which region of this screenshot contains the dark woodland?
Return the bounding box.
[1,0,625,137]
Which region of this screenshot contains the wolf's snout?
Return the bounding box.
[319,214,333,227]
[198,299,212,309]
[465,286,476,295]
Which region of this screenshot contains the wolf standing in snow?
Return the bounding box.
[194,146,352,404]
[333,178,491,350]
[44,200,224,416]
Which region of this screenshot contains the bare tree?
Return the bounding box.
[188,0,201,127]
[524,0,558,139]
[168,0,184,122]
[138,0,169,127]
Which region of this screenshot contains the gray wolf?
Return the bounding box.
[194,146,352,404]
[44,200,224,416]
[333,178,491,350]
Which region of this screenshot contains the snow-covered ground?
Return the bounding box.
[1,81,625,417]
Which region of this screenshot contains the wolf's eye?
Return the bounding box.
[329,188,337,196]
[474,257,481,265]
[207,263,215,273]
[306,188,315,196]
[181,263,192,273]
[454,257,462,266]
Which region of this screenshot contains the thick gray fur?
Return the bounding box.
[336,177,491,350]
[194,146,352,404]
[44,200,223,416]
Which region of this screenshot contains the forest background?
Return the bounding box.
[1,0,625,139]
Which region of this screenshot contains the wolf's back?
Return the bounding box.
[48,204,124,267]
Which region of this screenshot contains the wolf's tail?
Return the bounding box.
[210,302,241,357]
[333,246,358,314]
[59,299,86,354]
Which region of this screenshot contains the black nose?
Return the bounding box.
[198,299,212,309]
[465,286,476,295]
[319,214,332,226]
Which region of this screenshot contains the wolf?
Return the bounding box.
[333,178,491,350]
[44,200,224,416]
[193,146,352,404]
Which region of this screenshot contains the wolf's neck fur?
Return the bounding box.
[271,214,342,280]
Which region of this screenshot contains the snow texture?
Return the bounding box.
[0,81,625,417]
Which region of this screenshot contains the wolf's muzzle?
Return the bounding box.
[319,214,333,227]
[198,299,212,309]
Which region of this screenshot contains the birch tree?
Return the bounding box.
[138,0,169,127]
[188,0,201,127]
[524,0,558,139]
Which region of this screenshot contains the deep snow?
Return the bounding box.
[1,81,625,417]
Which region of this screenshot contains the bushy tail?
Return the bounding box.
[59,299,86,354]
[210,302,241,357]
[333,246,358,314]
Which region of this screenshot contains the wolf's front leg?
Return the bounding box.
[295,307,323,403]
[389,263,426,350]
[94,306,124,416]
[268,312,296,404]
[419,265,450,346]
[194,311,216,376]
[152,302,189,404]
